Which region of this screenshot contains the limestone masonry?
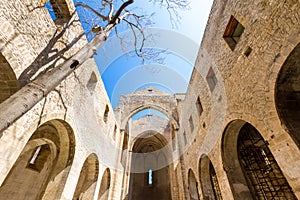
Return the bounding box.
[0,0,299,199]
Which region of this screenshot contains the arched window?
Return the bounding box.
[0,119,75,200]
[148,169,153,185]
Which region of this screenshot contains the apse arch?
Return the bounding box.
[222,120,296,200]
[130,131,170,154]
[128,131,172,200]
[275,42,300,148]
[0,119,75,200]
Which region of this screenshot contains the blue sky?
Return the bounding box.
[73,0,214,109]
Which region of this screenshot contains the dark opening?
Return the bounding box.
[275,43,300,148]
[206,67,218,92]
[223,16,245,51]
[238,123,296,199]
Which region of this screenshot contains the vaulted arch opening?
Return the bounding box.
[199,155,222,200]
[98,168,111,200]
[0,119,75,200]
[128,132,172,200]
[275,43,300,148]
[0,53,19,104]
[222,120,296,200]
[188,169,199,200]
[72,153,99,200]
[121,104,179,131]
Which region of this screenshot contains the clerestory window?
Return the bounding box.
[223,16,245,50]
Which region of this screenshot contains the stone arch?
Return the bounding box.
[72,153,99,200]
[98,168,111,200]
[130,131,169,152]
[128,131,172,200]
[222,120,296,200]
[121,104,179,130]
[0,53,19,104]
[199,155,222,200]
[0,119,75,200]
[275,42,300,148]
[188,168,199,200]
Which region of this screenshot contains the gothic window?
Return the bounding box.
[238,123,296,199]
[223,15,245,50]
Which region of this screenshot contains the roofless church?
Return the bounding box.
[0,0,299,199]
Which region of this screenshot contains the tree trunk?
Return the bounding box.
[0,27,112,133]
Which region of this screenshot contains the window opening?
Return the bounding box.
[27,145,50,172]
[113,125,117,140]
[223,16,245,50]
[29,146,42,164]
[238,123,296,199]
[103,105,109,123]
[206,67,218,92]
[196,97,203,117]
[147,114,153,120]
[148,169,153,185]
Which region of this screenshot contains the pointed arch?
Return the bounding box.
[72,153,99,200]
[275,42,300,148]
[98,168,111,200]
[188,169,199,200]
[199,155,223,200]
[222,120,296,199]
[0,119,75,200]
[121,104,179,130]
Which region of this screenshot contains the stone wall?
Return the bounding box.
[0,0,122,199]
[179,0,300,199]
